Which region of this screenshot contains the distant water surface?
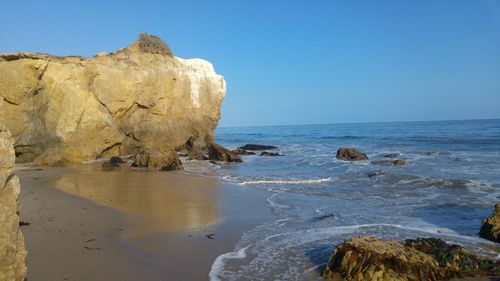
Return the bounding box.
[184,119,500,280]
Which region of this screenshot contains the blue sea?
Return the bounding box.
[193,119,500,280]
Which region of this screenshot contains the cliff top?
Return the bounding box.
[0,33,173,62]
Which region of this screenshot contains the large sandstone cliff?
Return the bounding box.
[0,98,27,281]
[0,34,226,165]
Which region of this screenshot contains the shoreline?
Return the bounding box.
[17,163,274,281]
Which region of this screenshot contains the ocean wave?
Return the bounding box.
[239,178,333,185]
[209,245,251,281]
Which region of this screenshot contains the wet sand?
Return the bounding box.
[17,163,273,281]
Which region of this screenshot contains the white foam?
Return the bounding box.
[209,245,251,281]
[239,177,333,185]
[266,193,289,209]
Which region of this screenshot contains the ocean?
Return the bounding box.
[188,119,500,280]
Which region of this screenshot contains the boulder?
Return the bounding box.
[0,33,226,165]
[322,236,499,281]
[132,150,183,171]
[231,148,256,155]
[336,148,368,161]
[0,98,27,281]
[109,156,125,164]
[479,204,500,243]
[237,144,277,151]
[207,143,242,162]
[102,156,124,168]
[259,151,282,156]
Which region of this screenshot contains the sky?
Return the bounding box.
[1,0,500,127]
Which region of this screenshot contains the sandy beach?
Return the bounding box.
[17,163,273,281]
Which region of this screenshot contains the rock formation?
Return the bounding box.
[479,204,500,243]
[237,144,277,151]
[322,236,499,281]
[207,143,242,162]
[336,148,368,161]
[132,150,183,171]
[0,98,27,281]
[259,151,282,156]
[0,33,226,165]
[231,148,256,155]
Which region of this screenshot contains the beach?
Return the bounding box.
[17,163,273,281]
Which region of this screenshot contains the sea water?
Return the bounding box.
[190,119,500,280]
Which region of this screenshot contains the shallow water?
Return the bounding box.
[184,119,500,280]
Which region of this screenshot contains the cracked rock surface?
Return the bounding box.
[0,34,226,165]
[0,98,27,281]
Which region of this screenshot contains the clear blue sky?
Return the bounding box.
[1,0,500,127]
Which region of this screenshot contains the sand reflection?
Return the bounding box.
[51,164,221,235]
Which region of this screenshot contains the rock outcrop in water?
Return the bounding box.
[322,236,499,281]
[237,144,277,151]
[207,143,242,162]
[479,204,500,243]
[372,159,406,166]
[0,98,27,281]
[0,33,226,165]
[336,148,368,161]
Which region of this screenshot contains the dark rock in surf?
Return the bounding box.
[479,204,500,243]
[368,170,384,178]
[336,148,368,161]
[231,147,256,155]
[259,151,282,157]
[322,236,500,281]
[110,156,124,164]
[372,159,406,166]
[383,153,399,158]
[207,143,243,163]
[102,156,124,168]
[238,144,277,151]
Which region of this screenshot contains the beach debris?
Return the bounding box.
[237,144,278,151]
[85,239,95,243]
[231,147,256,155]
[207,143,242,162]
[18,221,30,227]
[84,246,101,251]
[205,233,216,240]
[479,204,500,243]
[322,236,500,281]
[336,148,368,161]
[259,151,282,157]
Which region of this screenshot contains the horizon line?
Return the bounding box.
[217,117,500,129]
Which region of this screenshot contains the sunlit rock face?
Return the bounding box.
[0,98,27,281]
[0,34,226,165]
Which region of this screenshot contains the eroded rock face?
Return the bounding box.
[322,236,499,281]
[207,143,242,162]
[0,98,27,281]
[336,148,368,161]
[480,204,500,243]
[132,150,183,171]
[0,34,226,165]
